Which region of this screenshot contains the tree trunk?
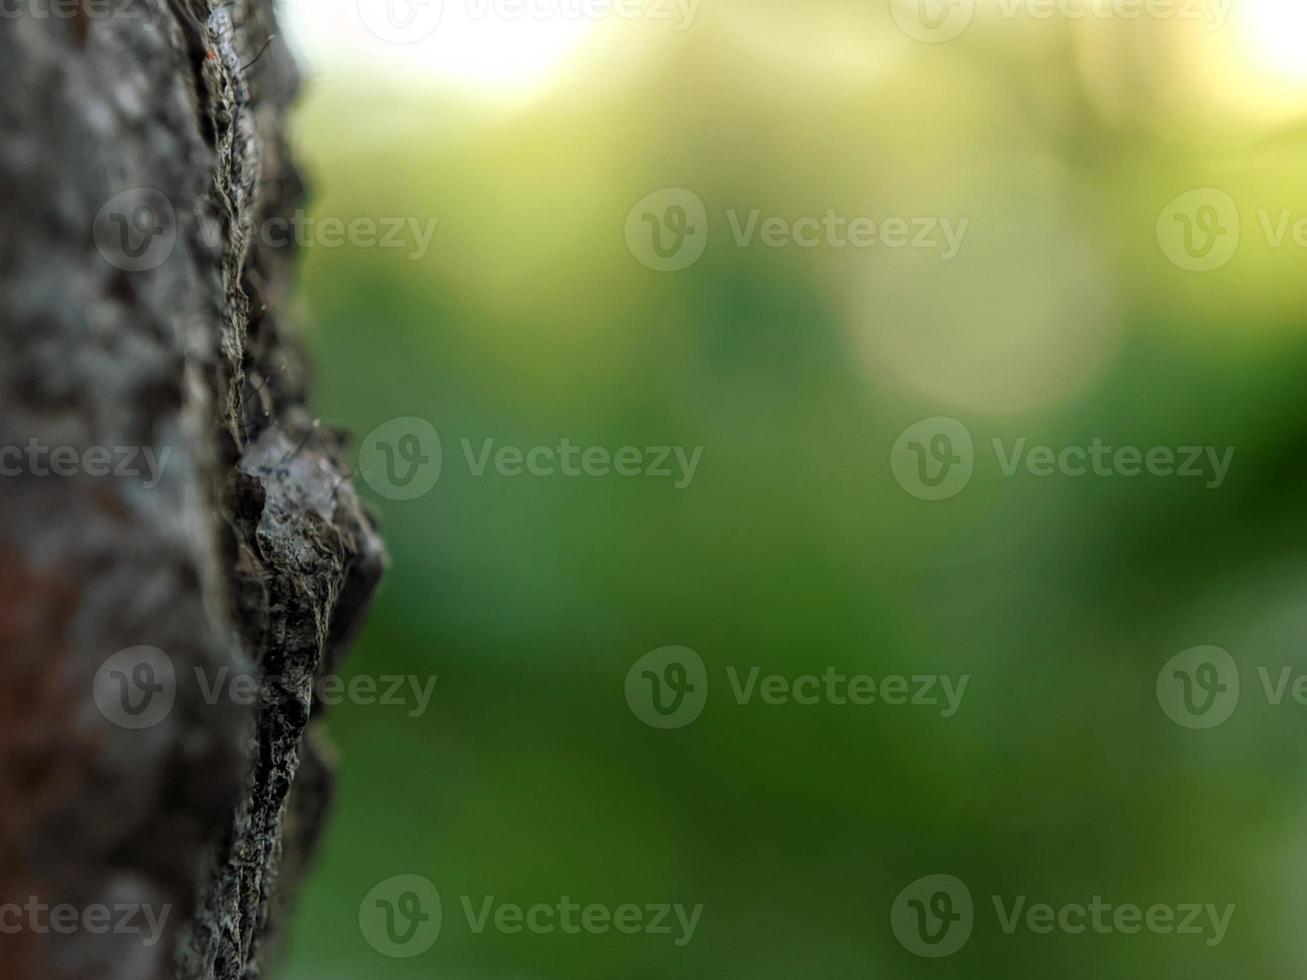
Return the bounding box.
[0,3,386,978]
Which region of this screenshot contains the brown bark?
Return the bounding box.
[0,2,385,977]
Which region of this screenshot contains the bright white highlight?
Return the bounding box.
[284,0,602,95]
[1239,0,1307,81]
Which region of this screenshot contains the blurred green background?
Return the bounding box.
[279,0,1307,976]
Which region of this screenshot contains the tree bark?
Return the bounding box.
[0,2,385,978]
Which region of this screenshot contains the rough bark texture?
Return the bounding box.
[0,3,385,978]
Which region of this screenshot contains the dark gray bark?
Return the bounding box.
[0,2,385,978]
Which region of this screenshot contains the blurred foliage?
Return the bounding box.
[283,2,1307,977]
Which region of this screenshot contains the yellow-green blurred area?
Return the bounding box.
[281,1,1307,976]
